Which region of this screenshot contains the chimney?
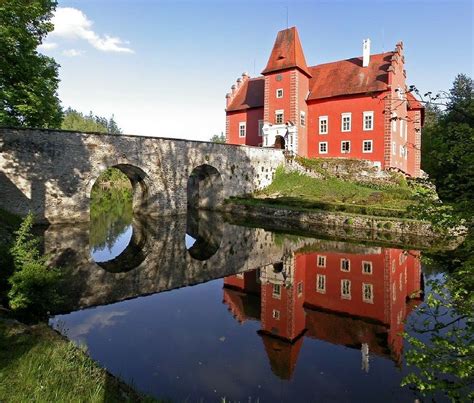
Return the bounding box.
[363,38,371,67]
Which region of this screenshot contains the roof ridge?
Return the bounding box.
[308,51,394,70]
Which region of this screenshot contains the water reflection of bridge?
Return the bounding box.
[46,211,406,314]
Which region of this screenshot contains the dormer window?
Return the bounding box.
[276,89,283,98]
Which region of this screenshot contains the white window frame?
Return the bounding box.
[397,86,404,100]
[316,274,326,294]
[341,113,352,132]
[341,279,351,300]
[272,283,281,299]
[362,140,373,153]
[317,255,326,268]
[300,111,306,127]
[340,258,350,272]
[276,88,283,98]
[319,141,328,154]
[258,119,263,137]
[391,112,397,133]
[319,116,328,134]
[297,281,303,297]
[272,309,280,320]
[275,110,284,125]
[399,144,405,157]
[362,261,373,275]
[400,119,405,138]
[392,141,396,155]
[239,122,246,138]
[362,283,374,303]
[341,140,351,153]
[363,111,374,131]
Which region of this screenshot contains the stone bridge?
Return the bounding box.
[0,128,285,223]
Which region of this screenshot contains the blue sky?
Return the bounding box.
[40,0,473,140]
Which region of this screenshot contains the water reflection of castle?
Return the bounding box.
[223,247,423,379]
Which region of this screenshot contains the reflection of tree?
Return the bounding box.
[89,187,132,252]
[402,232,474,401]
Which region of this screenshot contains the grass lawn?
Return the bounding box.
[0,320,154,402]
[246,167,418,218]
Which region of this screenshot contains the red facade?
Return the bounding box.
[223,247,423,379]
[225,27,424,177]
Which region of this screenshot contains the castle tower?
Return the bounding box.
[261,27,311,155]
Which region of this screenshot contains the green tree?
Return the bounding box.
[402,233,474,401]
[210,132,226,143]
[61,107,122,134]
[107,114,122,134]
[8,213,61,317]
[0,0,62,128]
[421,74,474,211]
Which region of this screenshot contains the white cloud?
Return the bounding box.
[38,41,58,51]
[63,49,83,57]
[50,7,134,54]
[63,310,129,339]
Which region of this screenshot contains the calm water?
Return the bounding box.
[46,207,438,402]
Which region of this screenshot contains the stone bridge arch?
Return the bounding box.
[187,164,224,210]
[87,163,154,215]
[94,217,152,273]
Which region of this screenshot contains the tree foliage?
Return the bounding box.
[61,107,123,134]
[210,132,226,143]
[402,232,474,401]
[421,74,474,210]
[0,0,62,128]
[8,213,61,316]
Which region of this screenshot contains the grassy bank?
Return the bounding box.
[0,208,155,402]
[0,319,153,402]
[246,166,420,219]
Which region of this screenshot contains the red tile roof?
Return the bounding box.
[226,77,264,112]
[261,27,311,77]
[226,51,399,111]
[406,91,424,109]
[307,52,393,100]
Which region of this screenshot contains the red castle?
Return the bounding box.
[225,27,425,177]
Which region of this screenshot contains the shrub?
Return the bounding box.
[8,213,61,315]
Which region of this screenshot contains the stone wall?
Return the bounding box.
[222,202,463,251]
[0,128,285,223]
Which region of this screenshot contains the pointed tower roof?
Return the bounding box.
[262,27,312,77]
[259,333,304,380]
